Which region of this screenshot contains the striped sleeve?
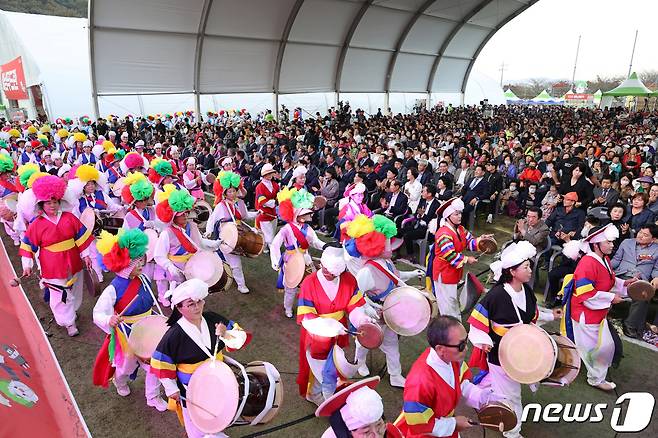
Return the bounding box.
[464,229,478,251]
[467,303,490,333]
[19,234,38,259]
[347,288,365,312]
[74,218,93,251]
[435,233,465,269]
[296,297,318,322]
[150,350,177,380]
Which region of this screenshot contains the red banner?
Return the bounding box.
[1,57,29,100]
[0,244,89,437]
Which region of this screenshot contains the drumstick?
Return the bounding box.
[180,395,220,418]
[469,420,504,432]
[10,272,32,287]
[118,295,140,317]
[381,301,403,312]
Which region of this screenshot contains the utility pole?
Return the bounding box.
[628,30,638,77]
[499,61,507,87]
[571,35,581,90]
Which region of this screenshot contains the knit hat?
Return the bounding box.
[96,229,149,273]
[155,185,195,223]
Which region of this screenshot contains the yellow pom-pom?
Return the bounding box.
[124,171,146,186]
[151,157,164,167]
[40,125,51,133]
[37,134,48,141]
[8,129,20,138]
[57,129,69,139]
[17,163,40,176]
[27,126,37,134]
[156,184,176,204]
[73,132,87,142]
[27,171,48,188]
[102,140,114,152]
[346,214,375,238]
[76,164,99,183]
[96,230,119,256]
[277,187,297,203]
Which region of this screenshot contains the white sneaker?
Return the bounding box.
[263,247,269,254]
[285,309,293,318]
[305,393,324,407]
[66,324,79,337]
[238,286,250,294]
[389,374,406,388]
[357,362,370,377]
[486,214,493,224]
[591,380,616,391]
[114,380,130,397]
[147,396,168,412]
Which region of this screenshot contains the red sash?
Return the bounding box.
[223,201,243,221]
[289,223,310,250]
[170,225,198,254]
[129,209,145,223]
[92,278,143,388]
[365,260,401,285]
[0,178,18,194]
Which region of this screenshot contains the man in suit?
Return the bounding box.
[433,160,454,187]
[382,180,408,218]
[280,158,294,186]
[591,175,619,209]
[338,159,356,195]
[401,185,440,263]
[484,161,503,223]
[235,150,248,176]
[460,164,490,226]
[417,159,434,186]
[513,207,550,252]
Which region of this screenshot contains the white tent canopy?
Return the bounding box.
[89,0,539,116]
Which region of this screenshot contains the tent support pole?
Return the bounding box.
[384,92,390,115]
[137,95,145,117]
[426,92,431,109]
[273,93,279,120]
[194,93,201,122]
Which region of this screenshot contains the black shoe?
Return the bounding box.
[622,324,641,339]
[545,300,560,309]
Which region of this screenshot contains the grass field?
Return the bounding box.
[3,215,657,438]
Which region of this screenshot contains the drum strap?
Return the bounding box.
[289,223,310,250]
[129,209,146,223]
[0,178,18,193]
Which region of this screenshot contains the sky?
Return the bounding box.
[474,0,658,84]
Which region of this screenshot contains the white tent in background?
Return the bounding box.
[593,89,603,105]
[504,88,521,102]
[531,89,556,103]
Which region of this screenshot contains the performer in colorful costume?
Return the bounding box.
[270,187,325,317]
[148,158,177,190]
[121,173,156,231]
[560,223,635,391]
[343,214,424,388]
[150,279,249,438]
[467,241,560,438]
[296,245,373,405]
[91,228,167,411]
[395,316,496,437]
[427,197,493,318]
[120,151,149,175]
[254,163,279,252]
[207,171,254,294]
[153,186,221,305]
[19,175,94,337]
[182,157,205,200]
[0,154,20,245]
[317,377,402,438]
[336,183,372,241]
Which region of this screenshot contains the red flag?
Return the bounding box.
[1,57,28,100]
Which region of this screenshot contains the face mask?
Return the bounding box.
[510,185,517,191]
[529,187,536,193]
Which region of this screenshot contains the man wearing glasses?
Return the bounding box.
[394,316,495,437]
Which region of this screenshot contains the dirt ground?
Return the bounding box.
[3,215,657,438]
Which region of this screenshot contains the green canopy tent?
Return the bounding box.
[602,72,652,97]
[504,88,520,101]
[531,89,556,102]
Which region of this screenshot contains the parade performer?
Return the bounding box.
[153,186,222,305]
[270,187,325,317]
[91,229,167,411]
[343,214,424,388]
[19,175,94,337]
[120,151,149,175]
[148,158,177,190]
[254,163,279,252]
[12,164,47,241]
[296,245,374,405]
[121,173,156,231]
[207,171,255,294]
[0,154,20,245]
[316,377,402,438]
[395,316,496,437]
[336,183,372,241]
[427,197,493,318]
[150,279,250,438]
[182,157,205,200]
[467,241,560,438]
[561,223,636,391]
[290,166,307,190]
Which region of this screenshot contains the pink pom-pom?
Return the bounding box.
[68,164,80,180]
[125,153,144,169]
[32,175,67,202]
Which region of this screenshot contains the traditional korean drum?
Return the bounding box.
[219,222,239,254]
[184,251,223,289]
[478,236,498,254]
[477,402,517,432]
[356,322,384,349]
[187,357,283,434]
[112,177,126,197]
[382,286,433,336]
[192,200,213,230]
[127,315,169,361]
[313,195,327,210]
[82,266,101,297]
[627,280,656,302]
[210,263,234,294]
[283,250,306,289]
[79,207,97,234]
[234,223,265,258]
[499,324,580,385]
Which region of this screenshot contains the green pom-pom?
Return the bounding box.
[219,171,240,189]
[130,179,154,201]
[0,140,7,149]
[153,160,173,176]
[19,168,37,187]
[0,155,13,173]
[291,189,314,209]
[373,214,397,238]
[39,137,49,147]
[169,189,194,212]
[114,149,126,160]
[118,228,149,259]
